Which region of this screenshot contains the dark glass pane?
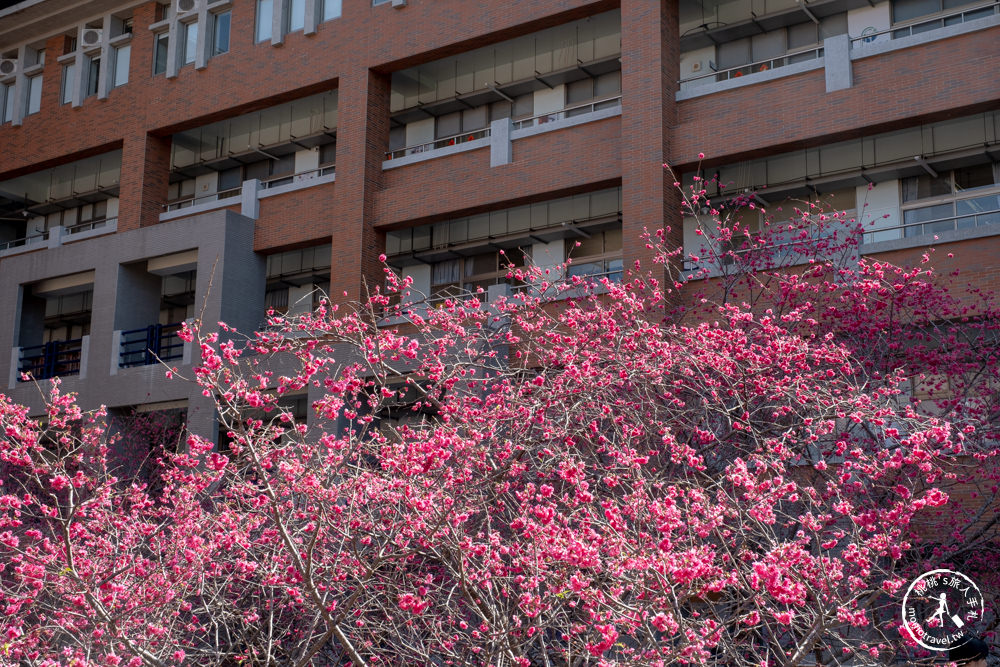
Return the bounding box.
[154,33,169,74]
[213,12,231,55]
[957,194,1000,215]
[954,164,995,192]
[904,203,953,224]
[893,0,941,23]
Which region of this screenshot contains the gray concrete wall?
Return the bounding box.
[0,209,261,441]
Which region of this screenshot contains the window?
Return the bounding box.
[323,0,342,21]
[182,22,198,65]
[256,0,274,42]
[25,75,42,115]
[286,0,306,32]
[319,142,336,170]
[565,229,623,282]
[113,44,130,87]
[714,13,846,78]
[566,71,621,115]
[86,57,100,98]
[153,32,169,74]
[901,164,1000,238]
[212,11,231,55]
[435,107,487,143]
[61,63,75,104]
[430,248,532,300]
[891,0,995,35]
[1,82,14,123]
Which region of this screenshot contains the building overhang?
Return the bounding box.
[0,0,128,50]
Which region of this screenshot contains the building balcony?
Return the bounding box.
[16,337,87,382]
[117,322,187,369]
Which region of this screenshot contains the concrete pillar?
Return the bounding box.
[194,211,266,337]
[825,34,853,92]
[86,260,120,385]
[490,117,512,167]
[186,392,219,445]
[241,178,261,219]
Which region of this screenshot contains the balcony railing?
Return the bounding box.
[0,230,48,252]
[261,165,335,190]
[66,217,116,235]
[863,201,1000,245]
[164,186,242,212]
[511,96,623,130]
[851,0,999,46]
[18,339,83,381]
[679,48,824,85]
[386,127,491,160]
[119,322,185,368]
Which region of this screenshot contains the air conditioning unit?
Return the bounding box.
[81,28,103,48]
[0,59,17,77]
[176,0,197,14]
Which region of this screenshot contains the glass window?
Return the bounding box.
[212,11,231,55]
[218,166,242,191]
[257,0,274,42]
[319,142,336,165]
[153,32,169,74]
[288,0,306,32]
[594,70,621,98]
[787,22,818,49]
[566,78,594,105]
[1,82,13,123]
[86,57,100,97]
[954,164,995,192]
[903,202,952,224]
[61,63,76,104]
[182,22,198,65]
[113,44,130,87]
[26,75,42,115]
[323,0,342,20]
[901,172,952,202]
[819,13,848,39]
[436,112,461,139]
[893,0,941,22]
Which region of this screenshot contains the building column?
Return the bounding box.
[328,67,390,305]
[620,0,681,281]
[117,131,171,232]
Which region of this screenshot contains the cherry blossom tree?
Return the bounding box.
[0,184,996,665]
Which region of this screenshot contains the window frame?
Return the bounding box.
[211,10,231,56]
[256,0,274,42]
[112,43,130,88]
[152,31,169,75]
[900,164,1000,239]
[180,20,199,66]
[1,82,14,123]
[24,74,43,116]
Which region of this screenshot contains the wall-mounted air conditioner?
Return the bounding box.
[81,28,103,48]
[0,59,17,77]
[176,0,197,15]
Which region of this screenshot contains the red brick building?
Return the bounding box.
[0,0,997,435]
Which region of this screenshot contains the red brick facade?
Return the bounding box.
[1,0,999,303]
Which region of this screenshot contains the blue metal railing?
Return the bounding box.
[18,339,83,380]
[119,323,185,368]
